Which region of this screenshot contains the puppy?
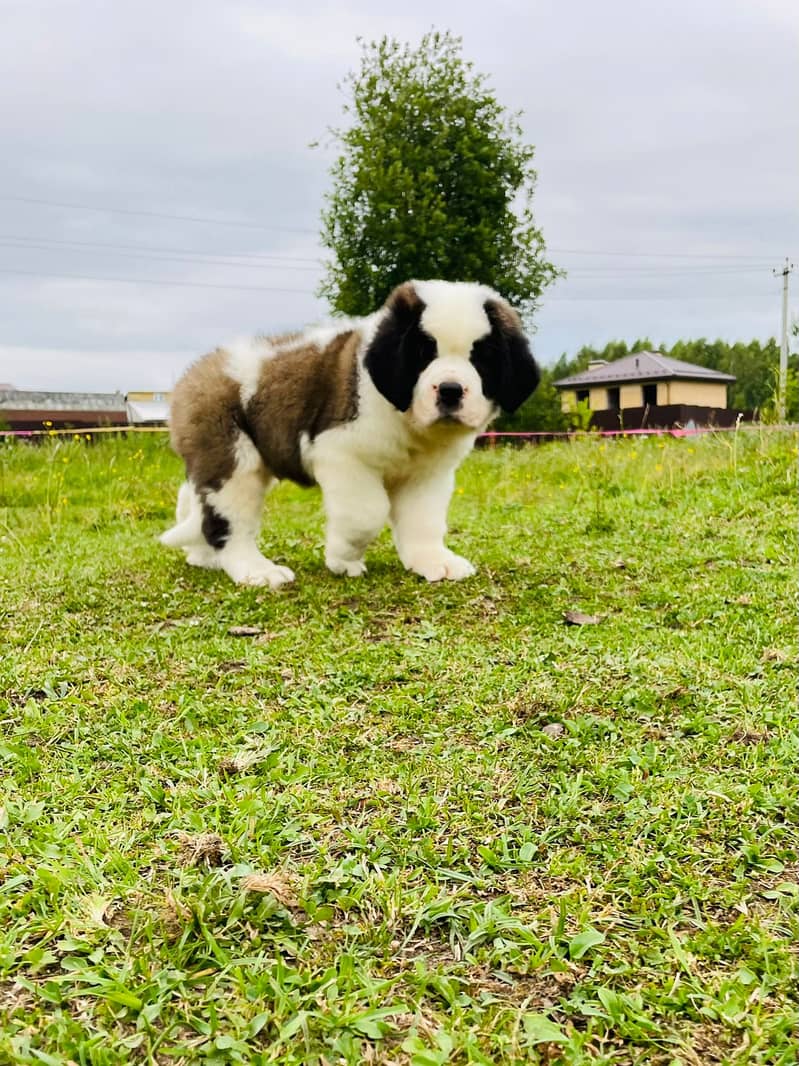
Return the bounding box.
[161,280,539,587]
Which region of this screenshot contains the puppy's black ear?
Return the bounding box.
[364,283,437,411]
[476,300,540,414]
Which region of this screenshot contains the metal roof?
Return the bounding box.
[554,352,736,388]
[0,389,126,411]
[126,399,170,424]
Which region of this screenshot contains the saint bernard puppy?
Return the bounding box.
[161,279,539,587]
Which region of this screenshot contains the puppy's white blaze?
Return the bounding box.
[412,356,493,430]
[225,336,274,406]
[414,280,492,357]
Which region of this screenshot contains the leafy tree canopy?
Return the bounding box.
[318,30,560,318]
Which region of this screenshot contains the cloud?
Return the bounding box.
[0,0,796,391]
[0,345,194,393]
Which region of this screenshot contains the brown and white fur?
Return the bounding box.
[161,280,539,587]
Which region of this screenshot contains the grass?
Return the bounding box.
[0,428,797,1066]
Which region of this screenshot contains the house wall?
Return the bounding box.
[589,384,647,410]
[126,391,171,402]
[0,409,128,431]
[560,379,728,412]
[559,389,577,413]
[559,387,630,413]
[620,384,642,408]
[665,381,728,408]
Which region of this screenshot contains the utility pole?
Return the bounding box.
[773,258,794,422]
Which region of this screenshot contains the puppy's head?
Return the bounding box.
[364,280,539,430]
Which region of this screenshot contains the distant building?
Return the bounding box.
[125,391,171,426]
[0,389,128,432]
[554,352,739,430]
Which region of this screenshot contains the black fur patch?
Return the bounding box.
[470,301,540,413]
[201,505,230,550]
[364,284,437,411]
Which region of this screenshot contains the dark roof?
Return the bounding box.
[554,352,736,388]
[0,389,126,412]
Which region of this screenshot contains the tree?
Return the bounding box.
[318,31,560,318]
[498,367,569,433]
[497,335,799,431]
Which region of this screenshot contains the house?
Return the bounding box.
[125,390,171,426]
[554,352,739,430]
[0,389,128,432]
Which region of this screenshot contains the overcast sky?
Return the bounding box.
[1,0,797,393]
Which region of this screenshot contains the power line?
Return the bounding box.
[551,248,780,262]
[0,233,323,265]
[543,293,769,302]
[0,193,787,262]
[0,235,769,277]
[562,266,769,277]
[0,266,774,302]
[0,194,318,234]
[0,239,322,273]
[0,267,319,295]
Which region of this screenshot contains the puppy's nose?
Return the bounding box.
[437,381,464,409]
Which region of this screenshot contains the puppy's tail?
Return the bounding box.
[160,481,202,547]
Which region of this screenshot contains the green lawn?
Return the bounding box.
[1,429,797,1066]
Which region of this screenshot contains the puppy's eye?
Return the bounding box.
[412,334,437,367]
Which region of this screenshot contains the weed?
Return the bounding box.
[0,429,796,1064]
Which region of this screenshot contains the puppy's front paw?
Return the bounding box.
[263,564,296,589]
[185,545,221,570]
[230,562,295,588]
[408,550,476,583]
[326,556,367,577]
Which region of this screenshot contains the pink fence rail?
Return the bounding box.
[1,423,796,441]
[480,424,796,441]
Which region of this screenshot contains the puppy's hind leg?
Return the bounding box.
[161,481,203,548]
[202,435,295,589]
[160,481,219,569]
[175,480,192,523]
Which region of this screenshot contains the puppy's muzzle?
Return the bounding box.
[436,381,464,414]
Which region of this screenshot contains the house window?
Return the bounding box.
[642,383,657,406]
[606,387,620,411]
[576,389,590,404]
